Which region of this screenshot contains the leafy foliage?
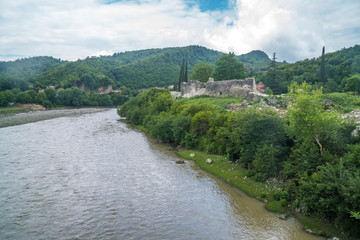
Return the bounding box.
[287,82,346,157]
[258,45,360,94]
[213,53,249,81]
[344,74,360,93]
[189,61,214,82]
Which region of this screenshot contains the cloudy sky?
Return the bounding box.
[0,0,359,62]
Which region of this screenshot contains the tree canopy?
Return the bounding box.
[190,61,214,82]
[213,53,249,81]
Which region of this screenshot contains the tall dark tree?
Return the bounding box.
[270,52,277,69]
[267,52,278,93]
[178,59,189,91]
[178,59,185,91]
[320,46,326,83]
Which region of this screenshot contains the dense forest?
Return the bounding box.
[0,56,64,91]
[118,87,360,239]
[0,46,271,91]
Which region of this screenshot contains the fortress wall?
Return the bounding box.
[181,78,259,99]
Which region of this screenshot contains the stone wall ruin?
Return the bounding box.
[180,78,263,100]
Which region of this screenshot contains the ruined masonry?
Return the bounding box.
[180,78,264,100]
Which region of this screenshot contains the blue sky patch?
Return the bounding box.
[103,0,233,12]
[191,0,232,12]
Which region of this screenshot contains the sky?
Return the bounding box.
[0,0,359,62]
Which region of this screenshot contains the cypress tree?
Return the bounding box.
[268,52,278,93]
[184,61,188,83]
[270,52,276,69]
[178,59,185,91]
[320,46,326,83]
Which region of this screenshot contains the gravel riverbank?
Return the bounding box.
[0,108,108,128]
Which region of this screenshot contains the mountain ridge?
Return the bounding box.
[0,45,271,90]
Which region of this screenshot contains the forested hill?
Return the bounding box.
[0,46,271,91]
[0,57,63,91]
[258,45,360,94]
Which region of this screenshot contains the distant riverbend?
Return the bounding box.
[0,109,324,240]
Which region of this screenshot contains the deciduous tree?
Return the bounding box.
[287,82,344,157]
[344,75,360,94]
[213,53,248,81]
[190,61,214,82]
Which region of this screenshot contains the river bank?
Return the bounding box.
[0,107,107,128]
[176,150,346,240]
[126,121,336,239]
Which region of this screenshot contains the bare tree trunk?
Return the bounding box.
[315,135,323,156]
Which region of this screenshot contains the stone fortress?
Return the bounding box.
[180,78,265,100]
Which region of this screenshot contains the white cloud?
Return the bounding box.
[0,0,359,62]
[205,0,360,62]
[0,0,222,60]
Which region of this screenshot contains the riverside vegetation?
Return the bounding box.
[118,85,360,239]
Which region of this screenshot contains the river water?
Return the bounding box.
[0,109,324,240]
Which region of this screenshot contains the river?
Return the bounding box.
[0,109,324,240]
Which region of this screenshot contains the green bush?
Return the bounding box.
[273,190,290,201]
[253,173,268,182]
[280,198,287,207]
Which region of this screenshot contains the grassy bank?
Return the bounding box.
[177,150,286,211]
[177,150,344,239]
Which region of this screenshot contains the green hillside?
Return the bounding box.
[258,45,360,94]
[0,46,271,91]
[0,56,63,90]
[2,45,359,94]
[237,50,273,69]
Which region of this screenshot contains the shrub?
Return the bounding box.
[280,198,287,207]
[273,190,291,201]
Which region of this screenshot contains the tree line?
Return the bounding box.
[0,87,133,107]
[118,86,360,238]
